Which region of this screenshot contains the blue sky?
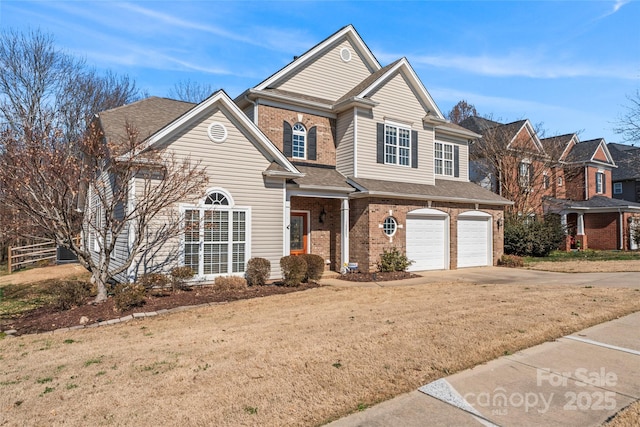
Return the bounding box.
[1,1,638,143]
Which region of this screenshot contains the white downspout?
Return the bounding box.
[341,198,350,268]
[619,209,624,250]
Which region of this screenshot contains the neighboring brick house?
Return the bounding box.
[460,116,554,216]
[460,115,640,251]
[94,25,512,282]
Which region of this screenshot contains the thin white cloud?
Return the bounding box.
[377,50,636,80]
[597,0,631,19]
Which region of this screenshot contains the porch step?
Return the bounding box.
[321,270,340,279]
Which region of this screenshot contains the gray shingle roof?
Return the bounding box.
[565,139,604,163]
[540,133,575,157]
[545,195,640,209]
[289,165,353,192]
[349,177,513,205]
[608,143,640,181]
[458,116,502,134]
[337,59,402,103]
[98,97,195,153]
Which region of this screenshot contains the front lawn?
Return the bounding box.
[525,249,640,263]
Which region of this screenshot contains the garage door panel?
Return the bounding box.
[406,216,447,271]
[457,218,491,268]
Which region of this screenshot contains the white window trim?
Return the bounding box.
[613,182,623,195]
[434,141,454,176]
[292,123,306,160]
[179,195,251,280]
[596,170,604,194]
[382,216,398,237]
[518,159,532,189]
[384,121,411,167]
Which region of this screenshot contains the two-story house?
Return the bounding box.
[93,26,512,282]
[461,114,640,251]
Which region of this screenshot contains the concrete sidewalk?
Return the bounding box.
[326,311,640,427]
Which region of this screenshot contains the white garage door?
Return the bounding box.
[457,211,492,268]
[406,209,448,271]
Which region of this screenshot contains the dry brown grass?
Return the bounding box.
[605,400,640,426]
[1,282,639,426]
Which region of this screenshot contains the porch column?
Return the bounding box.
[284,194,291,256]
[577,213,585,235]
[561,213,568,232]
[619,211,624,250]
[341,198,349,267]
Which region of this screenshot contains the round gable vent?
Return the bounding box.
[340,47,352,63]
[208,122,227,143]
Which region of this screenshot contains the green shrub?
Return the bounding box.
[497,254,524,268]
[504,213,565,257]
[170,267,194,291]
[213,275,247,291]
[377,247,413,272]
[113,283,146,312]
[300,254,325,282]
[51,280,92,310]
[246,257,271,286]
[280,256,307,287]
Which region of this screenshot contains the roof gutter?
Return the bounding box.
[348,189,514,206]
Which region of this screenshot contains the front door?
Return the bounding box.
[290,212,308,255]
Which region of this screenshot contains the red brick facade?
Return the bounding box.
[349,198,503,272]
[290,197,342,270]
[257,105,337,166]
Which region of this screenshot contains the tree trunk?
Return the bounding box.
[93,273,109,303]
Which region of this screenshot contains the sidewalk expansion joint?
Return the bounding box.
[562,335,640,357]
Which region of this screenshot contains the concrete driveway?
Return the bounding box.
[323,266,640,289]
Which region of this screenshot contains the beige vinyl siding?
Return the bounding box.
[277,39,373,102]
[132,106,286,280]
[356,72,435,185]
[336,111,354,177]
[434,133,470,182]
[243,104,254,122]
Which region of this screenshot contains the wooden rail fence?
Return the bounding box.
[7,240,57,274]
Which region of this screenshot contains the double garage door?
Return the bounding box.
[406,209,492,270]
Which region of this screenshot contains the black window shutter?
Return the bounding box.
[529,163,534,185]
[376,123,385,164]
[411,130,418,168]
[454,145,460,177]
[602,173,606,193]
[307,126,317,160]
[283,121,292,157]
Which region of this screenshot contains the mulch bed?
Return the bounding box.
[337,271,420,282]
[1,283,321,336]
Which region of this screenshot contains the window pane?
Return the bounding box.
[399,147,410,166]
[435,142,443,159]
[292,123,306,159]
[204,211,228,242]
[444,144,453,160]
[435,159,443,175]
[204,243,228,274]
[444,160,453,176]
[232,243,245,273]
[233,211,246,242]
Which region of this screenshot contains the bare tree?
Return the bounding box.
[0,121,208,302]
[0,28,142,264]
[447,100,478,124]
[167,79,214,103]
[466,119,563,215]
[614,90,640,143]
[0,28,140,142]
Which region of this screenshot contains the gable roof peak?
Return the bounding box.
[253,25,381,92]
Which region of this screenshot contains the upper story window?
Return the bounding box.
[558,176,563,186]
[543,173,550,190]
[596,171,605,194]
[519,161,532,189]
[384,123,411,167]
[434,142,454,176]
[613,182,623,194]
[292,123,306,159]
